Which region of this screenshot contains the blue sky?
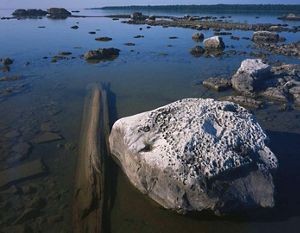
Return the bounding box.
[1,0,299,9]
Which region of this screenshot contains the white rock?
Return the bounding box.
[231,59,271,93]
[109,98,278,214]
[203,36,225,50]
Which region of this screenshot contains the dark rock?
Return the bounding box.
[169,36,178,39]
[95,37,112,42]
[203,77,232,91]
[32,132,63,144]
[133,35,144,38]
[47,8,71,19]
[252,31,279,43]
[261,87,288,102]
[0,75,20,81]
[124,42,135,46]
[71,25,79,29]
[1,57,13,65]
[192,32,204,42]
[84,48,120,62]
[221,95,264,109]
[190,46,205,57]
[130,12,146,21]
[14,208,40,224]
[88,31,96,34]
[12,9,47,17]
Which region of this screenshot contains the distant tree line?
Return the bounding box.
[97,4,300,14]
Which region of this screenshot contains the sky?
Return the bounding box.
[0,0,299,9]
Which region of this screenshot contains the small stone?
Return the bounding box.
[203,77,232,91]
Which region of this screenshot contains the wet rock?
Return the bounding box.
[124,42,135,46]
[47,8,71,19]
[71,25,79,29]
[1,224,33,233]
[203,36,225,50]
[214,31,232,36]
[261,87,288,102]
[12,142,31,156]
[190,46,205,57]
[202,77,232,91]
[131,12,147,21]
[252,31,279,43]
[221,95,264,109]
[84,48,120,61]
[58,51,72,56]
[169,36,178,39]
[88,31,96,34]
[133,35,144,38]
[256,41,300,58]
[95,37,112,42]
[110,98,277,214]
[231,59,271,94]
[32,132,62,144]
[0,159,46,188]
[12,9,47,17]
[148,15,156,21]
[0,75,20,81]
[0,65,10,72]
[278,13,300,21]
[0,57,13,65]
[14,208,40,224]
[192,32,204,42]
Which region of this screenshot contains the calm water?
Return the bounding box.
[0,8,300,233]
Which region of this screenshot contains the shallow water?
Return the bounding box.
[0,8,300,233]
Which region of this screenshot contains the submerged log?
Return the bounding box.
[73,84,110,233]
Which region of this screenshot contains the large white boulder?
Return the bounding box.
[203,36,225,50]
[109,98,278,214]
[231,59,271,94]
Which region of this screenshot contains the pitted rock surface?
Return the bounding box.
[109,98,278,214]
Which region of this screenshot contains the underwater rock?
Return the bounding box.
[231,59,271,94]
[190,46,205,57]
[109,98,278,214]
[202,77,232,91]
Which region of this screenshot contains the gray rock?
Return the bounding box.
[131,12,146,21]
[231,59,271,94]
[203,77,232,91]
[109,98,278,214]
[0,57,13,65]
[252,31,279,43]
[203,36,225,50]
[261,87,288,102]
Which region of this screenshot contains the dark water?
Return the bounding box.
[0,8,300,233]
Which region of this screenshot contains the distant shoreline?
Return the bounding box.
[91,4,300,13]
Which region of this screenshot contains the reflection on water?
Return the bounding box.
[0,8,300,233]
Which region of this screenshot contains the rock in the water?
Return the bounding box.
[221,95,264,109]
[84,48,120,62]
[203,36,225,50]
[231,59,271,94]
[203,77,232,91]
[192,32,204,41]
[12,9,47,17]
[278,13,300,21]
[252,31,279,43]
[95,37,112,42]
[109,98,278,214]
[131,12,146,21]
[0,57,13,65]
[32,132,63,144]
[190,46,205,57]
[47,8,71,18]
[261,87,288,102]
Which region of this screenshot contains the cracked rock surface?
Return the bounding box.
[109,98,278,214]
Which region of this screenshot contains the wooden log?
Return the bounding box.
[73,84,110,233]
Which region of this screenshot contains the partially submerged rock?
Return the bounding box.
[231,59,271,94]
[84,48,120,62]
[47,8,71,19]
[192,32,204,42]
[278,13,300,21]
[109,98,278,214]
[0,57,13,65]
[95,37,112,42]
[221,95,264,109]
[203,36,225,50]
[252,31,279,43]
[131,12,147,21]
[190,46,205,57]
[203,77,232,91]
[12,9,47,17]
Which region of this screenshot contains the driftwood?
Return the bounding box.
[73,84,110,233]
